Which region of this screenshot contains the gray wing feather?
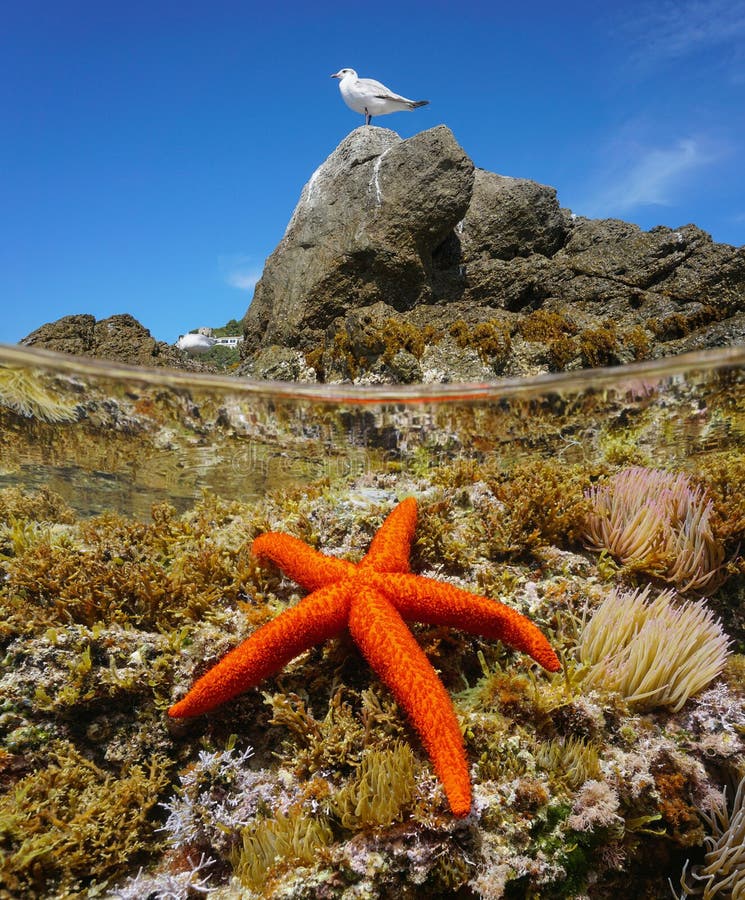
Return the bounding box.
[357,77,408,102]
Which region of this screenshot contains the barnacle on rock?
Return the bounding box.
[584,467,725,592]
[579,586,731,712]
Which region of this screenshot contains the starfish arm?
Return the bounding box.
[348,584,471,817]
[252,532,356,590]
[169,582,353,718]
[378,573,562,673]
[359,497,418,573]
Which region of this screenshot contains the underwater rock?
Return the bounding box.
[2,448,745,897]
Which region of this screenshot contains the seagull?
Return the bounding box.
[330,68,429,126]
[176,333,215,356]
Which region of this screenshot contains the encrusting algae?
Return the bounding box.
[0,440,744,898]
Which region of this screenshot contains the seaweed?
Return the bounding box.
[0,443,743,899]
[0,742,170,896]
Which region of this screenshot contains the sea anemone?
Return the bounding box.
[578,585,730,712]
[334,741,417,828]
[673,774,745,899]
[0,365,80,423]
[584,467,724,592]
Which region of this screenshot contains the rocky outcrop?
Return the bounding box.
[242,125,475,354]
[20,127,743,384]
[21,314,217,372]
[240,126,745,383]
[461,169,569,262]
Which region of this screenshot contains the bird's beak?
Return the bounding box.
[330,72,341,79]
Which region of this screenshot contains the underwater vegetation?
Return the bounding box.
[0,438,743,898]
[0,495,260,638]
[0,741,170,895]
[168,497,561,818]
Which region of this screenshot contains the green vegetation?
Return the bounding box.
[0,742,169,895]
[202,343,241,369]
[212,317,243,337]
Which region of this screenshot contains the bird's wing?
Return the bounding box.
[356,77,409,102]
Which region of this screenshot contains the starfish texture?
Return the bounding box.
[169,498,561,817]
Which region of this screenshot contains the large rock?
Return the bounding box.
[20,127,743,384]
[238,123,744,383]
[460,169,568,262]
[242,125,475,352]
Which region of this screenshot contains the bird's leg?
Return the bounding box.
[365,108,371,126]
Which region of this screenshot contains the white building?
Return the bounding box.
[212,335,243,348]
[182,328,244,349]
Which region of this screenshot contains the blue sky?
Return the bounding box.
[2,0,744,346]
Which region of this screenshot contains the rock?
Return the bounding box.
[21,127,744,384]
[420,336,495,383]
[21,314,217,372]
[21,314,98,357]
[460,169,568,262]
[240,346,317,382]
[242,125,475,354]
[236,123,744,383]
[657,313,745,355]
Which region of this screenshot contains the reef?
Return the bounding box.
[1,435,744,897]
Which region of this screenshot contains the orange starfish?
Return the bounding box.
[169,498,561,817]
